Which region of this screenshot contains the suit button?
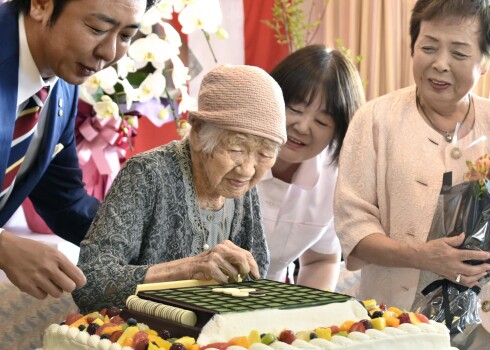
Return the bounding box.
[58,109,63,117]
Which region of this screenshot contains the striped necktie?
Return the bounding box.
[0,87,50,200]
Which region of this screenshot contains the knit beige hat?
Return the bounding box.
[189,64,287,144]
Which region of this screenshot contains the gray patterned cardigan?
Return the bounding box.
[73,138,269,313]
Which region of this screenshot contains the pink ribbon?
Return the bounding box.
[76,102,138,198]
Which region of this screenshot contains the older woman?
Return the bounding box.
[73,65,286,312]
[334,0,490,347]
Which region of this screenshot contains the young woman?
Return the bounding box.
[258,45,365,290]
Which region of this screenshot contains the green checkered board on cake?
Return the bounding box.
[120,279,354,339]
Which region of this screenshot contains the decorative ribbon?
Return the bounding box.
[421,278,481,333]
[75,100,139,199]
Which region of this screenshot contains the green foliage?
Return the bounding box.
[335,38,363,63]
[262,0,329,53]
[471,181,488,199]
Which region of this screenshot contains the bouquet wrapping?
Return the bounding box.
[413,135,490,347]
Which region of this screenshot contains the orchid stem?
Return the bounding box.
[165,88,180,130]
[202,30,218,63]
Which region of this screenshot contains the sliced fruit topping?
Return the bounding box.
[415,313,430,324]
[349,321,366,333]
[278,329,297,344]
[314,327,332,341]
[370,317,386,330]
[398,313,412,325]
[260,333,276,345]
[65,313,84,326]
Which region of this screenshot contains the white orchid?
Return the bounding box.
[138,71,167,103]
[155,0,175,19]
[93,95,119,119]
[171,0,194,14]
[78,85,97,105]
[119,78,142,110]
[79,0,226,141]
[140,8,160,35]
[178,0,222,34]
[116,55,137,79]
[162,22,182,49]
[128,33,176,70]
[177,86,197,114]
[140,3,172,35]
[83,67,118,95]
[171,56,190,89]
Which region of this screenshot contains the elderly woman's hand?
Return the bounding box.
[188,240,260,283]
[420,233,490,287]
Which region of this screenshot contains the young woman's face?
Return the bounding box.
[279,93,335,164]
[412,16,488,109]
[31,0,146,84]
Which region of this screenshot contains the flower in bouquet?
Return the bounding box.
[76,0,227,199]
[464,154,490,198]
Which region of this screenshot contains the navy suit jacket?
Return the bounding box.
[0,3,100,245]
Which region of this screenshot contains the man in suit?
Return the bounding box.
[0,0,155,299]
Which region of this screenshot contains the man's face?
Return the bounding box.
[29,0,146,84]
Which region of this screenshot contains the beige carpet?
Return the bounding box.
[0,280,78,350]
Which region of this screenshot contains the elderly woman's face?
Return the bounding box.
[412,16,488,107]
[200,140,278,198]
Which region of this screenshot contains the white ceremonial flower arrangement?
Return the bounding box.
[79,0,227,139]
[73,0,228,200]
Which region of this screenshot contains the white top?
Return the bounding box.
[257,148,341,282]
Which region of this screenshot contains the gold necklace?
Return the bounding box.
[416,92,471,143]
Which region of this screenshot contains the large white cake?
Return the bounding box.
[42,300,457,350]
[42,280,458,350]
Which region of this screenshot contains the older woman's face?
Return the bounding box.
[412,17,488,108]
[200,140,278,198]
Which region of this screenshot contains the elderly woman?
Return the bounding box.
[73,65,286,312]
[334,0,490,347]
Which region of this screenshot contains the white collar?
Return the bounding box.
[265,148,331,190]
[17,13,57,107]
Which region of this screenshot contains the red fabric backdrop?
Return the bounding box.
[243,0,289,72]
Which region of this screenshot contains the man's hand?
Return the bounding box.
[188,240,260,283]
[0,229,86,299]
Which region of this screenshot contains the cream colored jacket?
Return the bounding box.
[334,85,490,310]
